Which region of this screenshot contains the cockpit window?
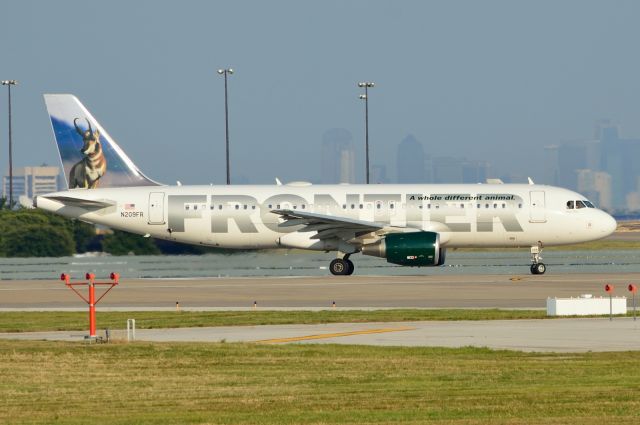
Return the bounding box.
[575,200,586,209]
[566,200,574,209]
[584,200,595,208]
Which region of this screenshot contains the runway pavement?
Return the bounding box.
[1,272,639,310]
[3,317,640,352]
[3,273,640,352]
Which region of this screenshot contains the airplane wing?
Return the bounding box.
[272,209,387,240]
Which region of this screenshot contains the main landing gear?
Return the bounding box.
[530,243,546,275]
[329,254,354,276]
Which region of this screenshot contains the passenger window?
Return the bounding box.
[390,203,394,209]
[427,204,431,209]
[576,200,586,209]
[477,204,480,208]
[343,204,347,209]
[268,204,272,209]
[493,204,497,209]
[502,204,506,208]
[252,205,256,210]
[518,204,522,209]
[376,203,381,209]
[359,204,363,209]
[276,204,281,209]
[293,205,297,209]
[185,205,189,210]
[566,201,574,209]
[210,205,214,210]
[243,205,247,210]
[218,205,222,210]
[485,204,489,209]
[235,205,239,210]
[301,204,305,209]
[460,204,464,209]
[351,204,355,209]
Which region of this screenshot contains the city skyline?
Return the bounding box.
[7,117,640,212]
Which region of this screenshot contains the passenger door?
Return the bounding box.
[529,191,546,223]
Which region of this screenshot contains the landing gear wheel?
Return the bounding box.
[529,243,546,275]
[329,259,348,275]
[530,263,546,275]
[345,259,354,275]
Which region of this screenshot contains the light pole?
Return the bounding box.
[358,81,374,184]
[1,80,17,207]
[217,68,233,185]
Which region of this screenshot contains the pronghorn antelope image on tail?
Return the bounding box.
[68,117,106,189]
[44,94,157,190]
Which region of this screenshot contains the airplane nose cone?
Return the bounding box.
[601,212,617,236]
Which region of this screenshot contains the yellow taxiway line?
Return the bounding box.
[255,326,416,344]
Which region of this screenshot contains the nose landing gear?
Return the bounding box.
[530,243,546,275]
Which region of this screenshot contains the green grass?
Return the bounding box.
[0,309,553,333]
[1,340,639,424]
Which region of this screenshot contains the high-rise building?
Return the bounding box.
[545,121,640,210]
[339,148,355,184]
[576,169,612,211]
[2,166,61,200]
[371,164,388,184]
[321,129,355,184]
[396,135,425,183]
[626,192,640,211]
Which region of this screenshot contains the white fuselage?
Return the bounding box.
[36,183,617,250]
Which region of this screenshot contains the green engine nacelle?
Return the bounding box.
[361,231,445,266]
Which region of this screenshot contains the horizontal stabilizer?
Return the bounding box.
[39,195,115,209]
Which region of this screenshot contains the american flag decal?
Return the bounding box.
[124,203,136,210]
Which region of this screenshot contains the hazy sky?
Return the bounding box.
[2,0,640,185]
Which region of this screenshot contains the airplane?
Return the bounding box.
[35,94,618,275]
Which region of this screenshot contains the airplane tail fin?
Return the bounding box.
[44,94,161,189]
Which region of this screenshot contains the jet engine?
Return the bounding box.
[361,231,446,266]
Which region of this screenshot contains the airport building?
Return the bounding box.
[2,165,61,201]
